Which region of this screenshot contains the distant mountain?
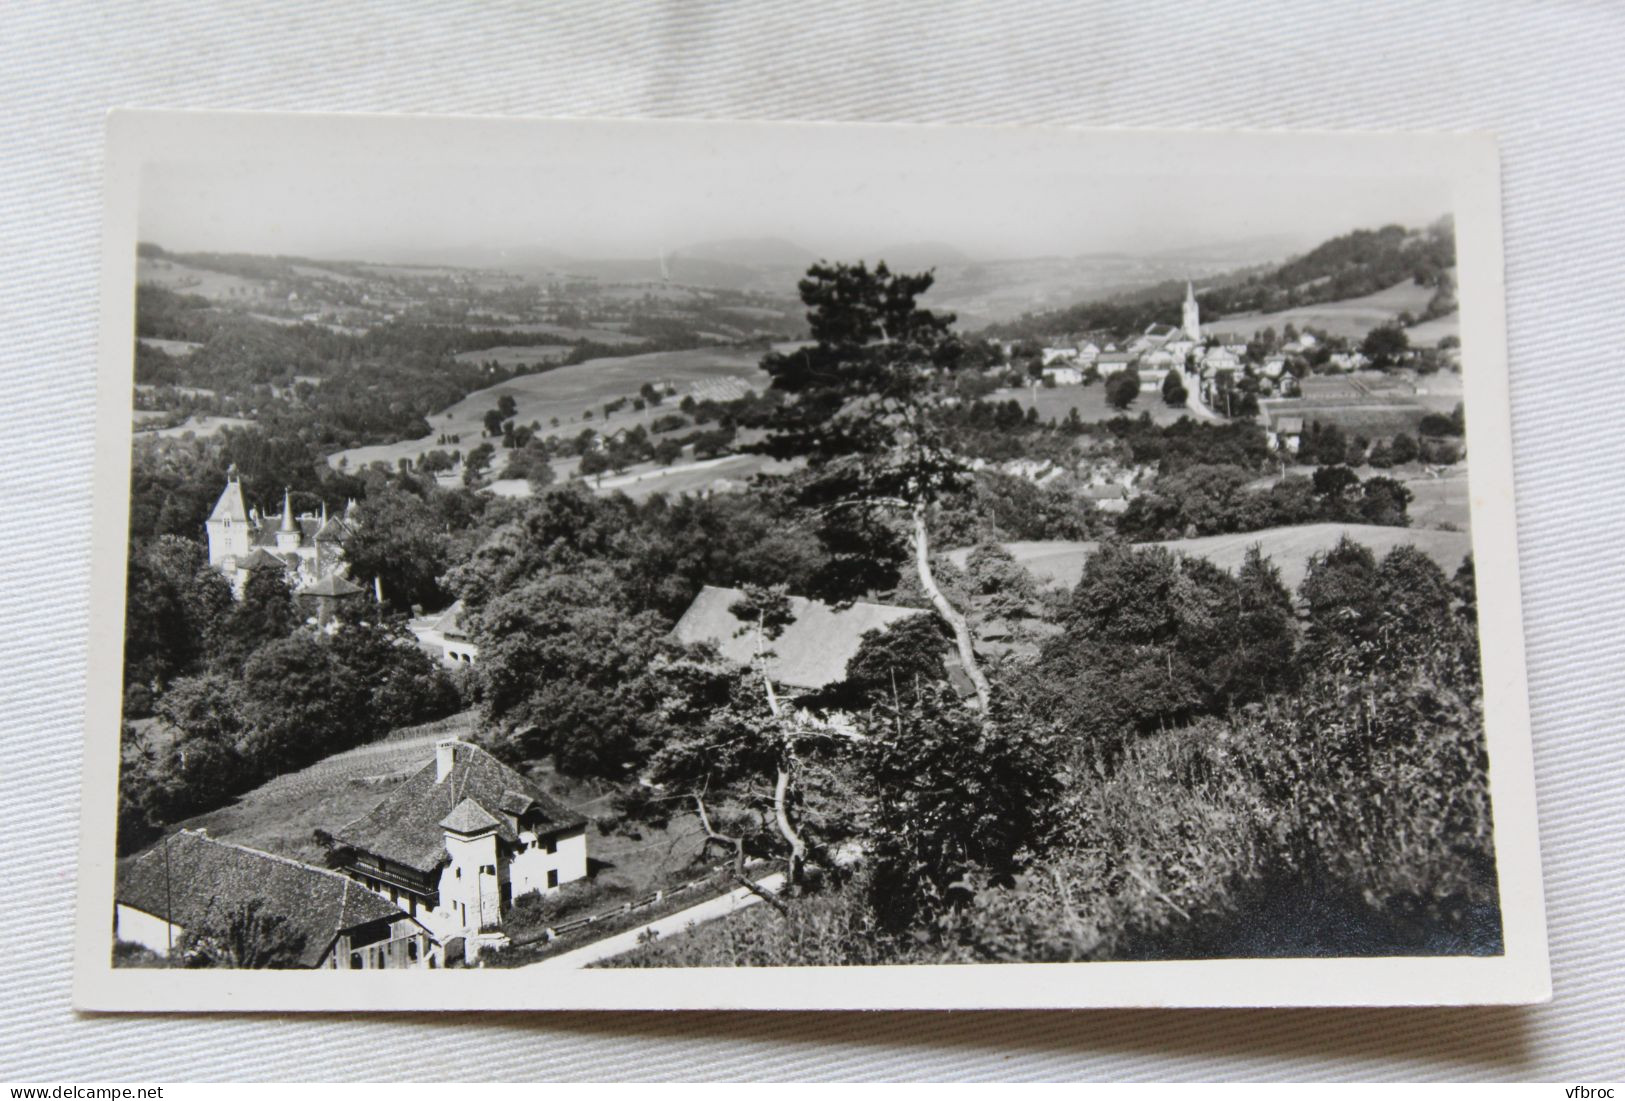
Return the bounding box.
[1146,232,1316,266]
[671,237,818,268]
[870,241,974,270]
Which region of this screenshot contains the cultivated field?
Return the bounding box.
[137,337,203,357]
[330,346,773,472]
[478,321,645,345]
[136,256,267,301]
[452,344,575,368]
[134,414,256,439]
[1402,311,1460,348]
[991,382,1193,428]
[1396,470,1473,531]
[1214,279,1438,342]
[950,522,1474,594]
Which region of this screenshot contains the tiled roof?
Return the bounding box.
[115,830,404,967]
[334,741,585,874]
[440,798,502,835]
[238,548,289,571]
[314,516,350,543]
[428,599,470,638]
[672,585,924,691]
[209,480,248,524]
[298,573,363,598]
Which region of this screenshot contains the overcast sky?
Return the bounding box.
[136,119,1456,264]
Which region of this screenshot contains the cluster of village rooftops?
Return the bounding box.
[1030,282,1455,456]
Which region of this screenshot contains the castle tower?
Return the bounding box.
[205,465,251,568]
[1182,281,1201,342]
[274,487,302,553]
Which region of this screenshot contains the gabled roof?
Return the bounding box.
[672,585,923,691]
[115,830,406,967]
[239,547,289,571]
[334,741,585,874]
[428,599,470,638]
[314,516,350,543]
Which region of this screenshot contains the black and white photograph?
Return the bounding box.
[74,112,1547,1010]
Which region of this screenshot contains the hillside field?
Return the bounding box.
[949,522,1474,594]
[452,344,576,369]
[991,381,1193,427]
[330,346,773,472]
[1212,278,1437,342]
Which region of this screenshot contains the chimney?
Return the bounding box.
[435,739,459,783]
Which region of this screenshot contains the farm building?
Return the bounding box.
[115,829,433,969]
[333,739,588,962]
[1267,414,1305,455]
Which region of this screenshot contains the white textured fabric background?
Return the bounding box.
[2,0,1621,1082]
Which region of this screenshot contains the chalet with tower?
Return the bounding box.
[332,739,589,962]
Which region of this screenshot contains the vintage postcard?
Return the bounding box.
[75,111,1548,1010]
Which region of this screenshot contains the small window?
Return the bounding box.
[350,951,362,969]
[481,864,495,876]
[544,836,556,855]
[547,870,559,889]
[407,940,418,962]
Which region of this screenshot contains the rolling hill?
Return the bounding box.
[947,523,1473,594]
[1210,278,1442,342]
[329,345,775,472]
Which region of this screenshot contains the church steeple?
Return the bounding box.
[1182,281,1201,342]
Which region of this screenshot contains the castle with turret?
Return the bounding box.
[205,466,354,595]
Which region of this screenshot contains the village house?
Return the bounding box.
[1267,413,1305,455]
[1041,346,1079,366]
[1081,483,1132,513]
[1041,364,1085,386]
[332,739,588,962]
[1096,350,1138,377]
[115,829,433,969]
[409,599,479,667]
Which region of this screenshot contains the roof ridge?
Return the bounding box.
[176,829,358,887]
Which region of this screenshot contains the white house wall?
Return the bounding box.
[114,903,181,957]
[509,828,588,898]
